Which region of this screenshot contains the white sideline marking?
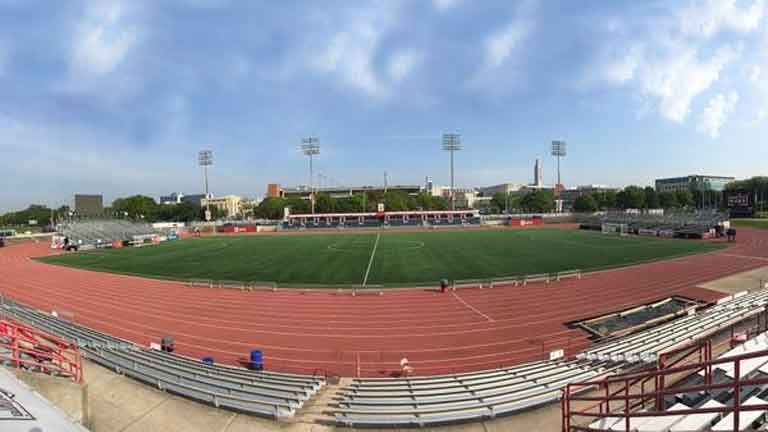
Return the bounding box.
[362,233,381,287]
[451,292,495,322]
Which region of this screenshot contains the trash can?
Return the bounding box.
[249,350,263,370]
[202,356,214,366]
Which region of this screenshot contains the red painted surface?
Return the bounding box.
[1,230,767,377]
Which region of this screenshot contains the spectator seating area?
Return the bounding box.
[0,298,325,419]
[333,359,623,427]
[4,286,768,428]
[579,289,768,364]
[56,220,156,246]
[282,211,481,230]
[578,211,728,239]
[584,332,768,431]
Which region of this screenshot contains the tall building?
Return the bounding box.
[201,195,243,217]
[655,175,735,193]
[267,184,283,198]
[534,158,543,187]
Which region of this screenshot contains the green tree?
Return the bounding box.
[644,186,660,209]
[573,195,598,213]
[519,190,554,213]
[658,192,679,209]
[255,197,287,219]
[676,190,694,208]
[490,192,509,213]
[111,196,159,221]
[314,193,335,213]
[617,186,645,209]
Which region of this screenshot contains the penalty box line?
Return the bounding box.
[362,233,381,287]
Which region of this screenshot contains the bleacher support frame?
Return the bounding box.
[562,328,768,431]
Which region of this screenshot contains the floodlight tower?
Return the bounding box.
[551,140,567,190]
[301,137,320,214]
[198,150,213,220]
[442,133,462,210]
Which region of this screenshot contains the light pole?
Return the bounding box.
[551,141,566,214]
[198,150,213,221]
[551,140,566,189]
[442,133,462,210]
[301,137,320,214]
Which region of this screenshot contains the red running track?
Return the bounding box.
[1,229,768,377]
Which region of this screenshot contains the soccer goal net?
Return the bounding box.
[601,223,628,236]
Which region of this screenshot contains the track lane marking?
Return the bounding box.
[362,233,381,287]
[451,291,495,322]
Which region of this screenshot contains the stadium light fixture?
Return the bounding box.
[442,133,462,210]
[551,140,566,189]
[198,150,214,220]
[301,137,320,214]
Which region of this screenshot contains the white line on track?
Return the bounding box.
[451,291,495,322]
[362,233,381,287]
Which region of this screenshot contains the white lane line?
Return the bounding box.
[362,233,381,287]
[451,291,495,322]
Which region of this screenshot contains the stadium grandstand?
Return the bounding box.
[283,209,481,229]
[578,211,730,239]
[53,220,157,248]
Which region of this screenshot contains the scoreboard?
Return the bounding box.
[725,190,754,217]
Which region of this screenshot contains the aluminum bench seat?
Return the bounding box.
[341,367,602,407]
[89,350,294,418]
[669,399,724,432]
[140,349,324,388]
[635,402,690,432]
[350,360,558,388]
[93,348,308,404]
[711,396,767,431]
[345,363,594,397]
[134,350,322,391]
[349,360,591,391]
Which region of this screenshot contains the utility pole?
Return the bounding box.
[442,133,462,211]
[301,137,320,214]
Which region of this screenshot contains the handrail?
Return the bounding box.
[564,333,768,432]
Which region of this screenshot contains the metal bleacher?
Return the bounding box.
[580,289,768,364]
[58,220,156,246]
[583,331,768,431]
[334,359,622,427]
[0,298,325,419]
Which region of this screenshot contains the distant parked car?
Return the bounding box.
[0,237,5,248]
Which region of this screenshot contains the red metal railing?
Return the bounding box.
[563,344,768,431]
[0,319,83,383]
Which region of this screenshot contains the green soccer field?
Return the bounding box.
[37,229,723,287]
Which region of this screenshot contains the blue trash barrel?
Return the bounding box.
[202,356,214,366]
[249,350,263,370]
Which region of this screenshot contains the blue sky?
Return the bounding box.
[1,0,767,212]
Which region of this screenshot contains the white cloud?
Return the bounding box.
[432,0,462,12]
[750,65,762,82]
[697,91,739,138]
[483,20,532,69]
[387,50,421,83]
[602,45,643,85]
[639,43,740,123]
[71,2,139,77]
[307,3,419,98]
[679,0,764,39]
